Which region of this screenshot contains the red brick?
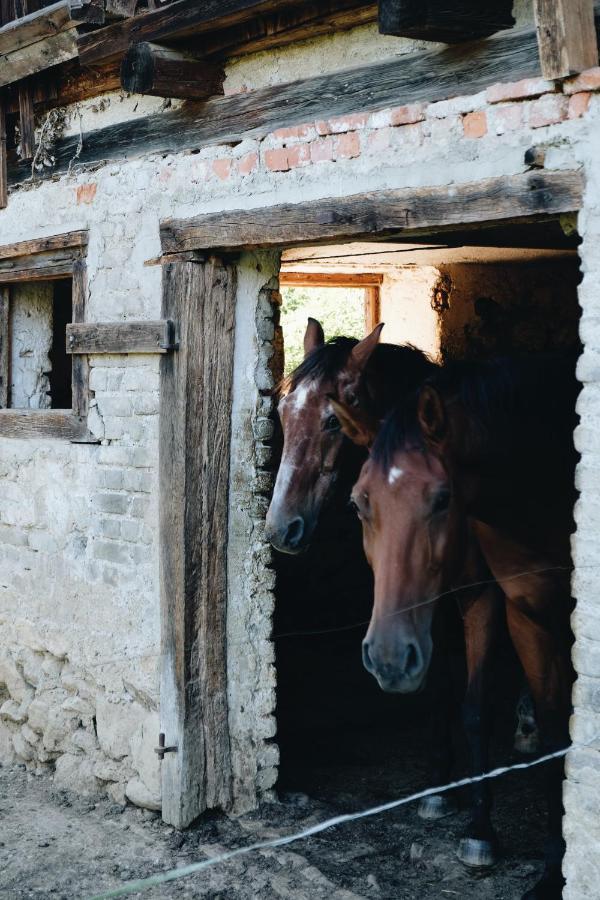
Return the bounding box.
[486,77,555,104]
[272,123,314,142]
[237,152,258,176]
[568,91,592,119]
[211,158,232,181]
[327,112,369,134]
[491,104,523,134]
[334,131,360,160]
[315,119,330,135]
[564,67,600,95]
[287,144,311,168]
[264,148,289,172]
[462,110,487,139]
[527,94,569,129]
[366,128,391,152]
[309,137,334,163]
[76,183,97,204]
[388,102,426,126]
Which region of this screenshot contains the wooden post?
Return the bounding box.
[120,42,225,100]
[364,285,381,333]
[533,0,598,79]
[18,76,35,160]
[160,257,236,828]
[71,259,89,420]
[0,285,9,408]
[0,94,7,209]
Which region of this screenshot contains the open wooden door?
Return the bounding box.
[159,257,237,828]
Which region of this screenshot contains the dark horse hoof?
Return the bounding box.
[417,795,457,820]
[457,837,498,868]
[521,869,565,900]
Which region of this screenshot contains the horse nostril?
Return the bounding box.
[403,643,421,678]
[362,641,375,673]
[284,516,304,548]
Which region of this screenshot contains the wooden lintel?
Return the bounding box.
[66,320,175,354]
[0,229,88,260]
[160,171,584,253]
[533,0,598,79]
[120,42,225,100]
[10,19,571,188]
[279,271,384,287]
[144,250,206,267]
[0,409,93,441]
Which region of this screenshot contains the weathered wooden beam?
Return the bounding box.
[66,319,175,354]
[70,258,89,425]
[17,76,35,159]
[201,0,377,58]
[0,0,72,57]
[364,284,380,332]
[10,20,563,187]
[0,27,78,88]
[120,43,225,100]
[0,94,7,209]
[0,229,88,259]
[534,0,598,79]
[279,271,384,287]
[378,0,514,43]
[78,0,327,65]
[160,258,235,828]
[0,409,91,439]
[0,285,9,408]
[160,171,584,253]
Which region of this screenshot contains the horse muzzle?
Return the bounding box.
[362,637,428,694]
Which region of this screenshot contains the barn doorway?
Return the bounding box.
[271,218,581,884]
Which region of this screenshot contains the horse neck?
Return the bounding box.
[364,344,436,420]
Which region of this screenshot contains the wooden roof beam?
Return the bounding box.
[534,0,598,79]
[378,0,515,43]
[120,42,225,100]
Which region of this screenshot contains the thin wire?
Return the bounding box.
[89,739,582,900]
[282,245,446,264]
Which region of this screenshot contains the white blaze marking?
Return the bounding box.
[388,466,404,486]
[291,383,310,410]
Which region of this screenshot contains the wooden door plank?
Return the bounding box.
[71,258,88,421]
[160,171,584,253]
[17,76,35,160]
[534,0,598,79]
[0,94,7,209]
[160,258,236,828]
[66,320,173,354]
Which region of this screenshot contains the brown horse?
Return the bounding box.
[267,320,523,863]
[350,356,577,900]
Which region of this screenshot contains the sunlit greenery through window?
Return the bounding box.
[280,286,365,375]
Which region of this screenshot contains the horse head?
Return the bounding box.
[351,385,468,692]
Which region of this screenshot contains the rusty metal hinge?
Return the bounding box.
[154,732,178,760]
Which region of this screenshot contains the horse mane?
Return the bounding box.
[278,336,358,395]
[372,354,579,471]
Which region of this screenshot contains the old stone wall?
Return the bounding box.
[0,13,597,886]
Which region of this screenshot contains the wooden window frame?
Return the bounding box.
[279,270,383,333]
[0,228,94,441]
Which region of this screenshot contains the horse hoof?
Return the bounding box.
[457,837,498,868]
[417,795,456,820]
[514,729,541,755]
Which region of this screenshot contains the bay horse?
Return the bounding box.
[350,356,577,900]
[266,320,531,865]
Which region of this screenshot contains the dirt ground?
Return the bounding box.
[0,733,547,900]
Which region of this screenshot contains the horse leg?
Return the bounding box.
[456,584,502,869]
[514,681,541,755]
[417,633,458,820]
[505,595,571,900]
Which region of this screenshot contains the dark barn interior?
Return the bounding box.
[271,218,581,895]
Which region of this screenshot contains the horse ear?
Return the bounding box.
[417,385,447,443]
[350,323,384,372]
[303,318,325,357]
[329,397,373,447]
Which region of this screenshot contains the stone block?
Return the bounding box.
[54,753,101,796]
[125,776,161,811]
[0,654,29,702]
[12,731,35,762]
[0,720,16,764]
[96,695,145,760]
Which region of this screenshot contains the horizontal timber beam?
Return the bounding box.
[279,272,384,286]
[160,171,584,252]
[120,43,225,100]
[0,0,72,57]
[10,18,578,188]
[378,0,515,43]
[0,229,88,260]
[0,409,94,441]
[66,320,176,354]
[78,0,333,65]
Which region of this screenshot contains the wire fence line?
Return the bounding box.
[71,563,578,672]
[89,739,586,900]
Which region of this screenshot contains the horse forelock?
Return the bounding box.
[278,336,359,398]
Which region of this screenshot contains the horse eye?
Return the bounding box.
[431,488,451,515]
[349,497,362,518]
[324,414,340,432]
